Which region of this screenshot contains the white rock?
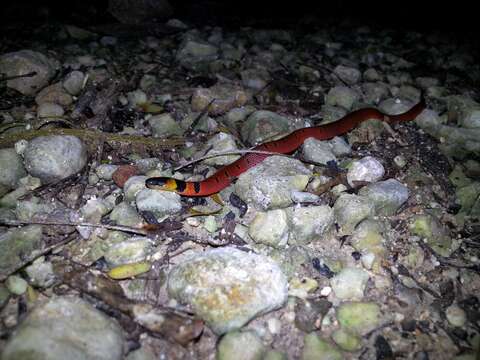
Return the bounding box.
[347,156,385,187]
[167,247,288,334]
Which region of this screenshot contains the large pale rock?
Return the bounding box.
[1,296,124,360]
[234,156,311,210]
[23,135,88,183]
[0,50,58,95]
[167,248,288,334]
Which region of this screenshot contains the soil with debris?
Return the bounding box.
[1,12,480,360]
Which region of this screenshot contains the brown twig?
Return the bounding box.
[382,121,408,146]
[311,173,347,195]
[188,98,216,133]
[0,128,185,150]
[55,261,203,345]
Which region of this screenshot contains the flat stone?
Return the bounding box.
[358,179,409,216]
[135,188,182,218]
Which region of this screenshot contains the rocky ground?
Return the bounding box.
[0,16,479,360]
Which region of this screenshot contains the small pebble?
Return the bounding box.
[320,286,332,297]
[5,275,28,295]
[394,155,407,168]
[445,304,467,327]
[63,70,85,95]
[112,165,139,188]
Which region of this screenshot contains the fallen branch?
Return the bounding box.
[382,121,408,146]
[0,127,185,150]
[54,261,204,346]
[188,98,216,133]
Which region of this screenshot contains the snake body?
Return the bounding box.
[146,98,426,196]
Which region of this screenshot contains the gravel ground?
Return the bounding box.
[0,12,479,360]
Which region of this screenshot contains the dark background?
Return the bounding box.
[0,0,478,35]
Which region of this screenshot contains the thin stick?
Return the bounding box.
[188,98,216,133]
[173,149,297,171]
[382,121,408,146]
[0,71,37,81]
[0,219,149,236]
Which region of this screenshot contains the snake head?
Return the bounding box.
[145,177,178,191]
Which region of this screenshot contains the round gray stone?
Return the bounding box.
[63,70,85,95]
[23,135,88,183]
[104,236,152,267]
[302,138,336,165]
[330,267,370,300]
[241,110,290,145]
[287,205,334,244]
[325,86,359,110]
